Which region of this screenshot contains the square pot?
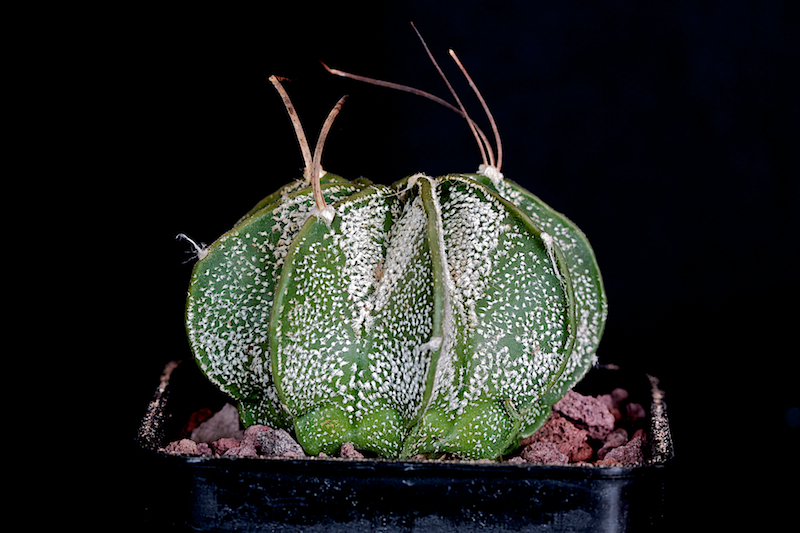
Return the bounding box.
[136,361,673,531]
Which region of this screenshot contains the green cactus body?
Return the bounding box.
[470,167,608,435]
[184,64,607,460]
[270,181,443,456]
[185,176,364,427]
[237,173,352,225]
[395,174,577,459]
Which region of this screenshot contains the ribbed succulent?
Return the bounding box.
[184,45,607,460]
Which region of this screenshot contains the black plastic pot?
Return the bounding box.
[137,361,674,532]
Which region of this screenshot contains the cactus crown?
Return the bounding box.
[184,32,607,460]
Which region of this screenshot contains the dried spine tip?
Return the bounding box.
[322,62,495,163]
[322,26,501,172]
[321,61,457,113]
[410,22,492,168]
[268,75,313,184]
[448,49,503,171]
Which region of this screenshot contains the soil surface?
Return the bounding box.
[162,388,648,465]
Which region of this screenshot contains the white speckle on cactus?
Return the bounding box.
[185,184,360,426]
[187,171,604,458]
[402,175,576,458]
[483,175,608,410]
[273,186,437,435]
[186,59,607,459]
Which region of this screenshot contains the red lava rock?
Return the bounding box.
[597,394,614,410]
[521,441,569,464]
[256,428,306,458]
[191,403,244,443]
[339,442,365,459]
[182,407,215,436]
[211,437,241,455]
[165,424,307,458]
[224,443,259,457]
[596,394,623,422]
[164,438,199,454]
[598,428,629,459]
[626,402,647,422]
[527,412,591,463]
[554,391,616,440]
[602,436,644,465]
[573,441,594,463]
[611,388,629,404]
[242,425,272,447]
[165,383,648,466]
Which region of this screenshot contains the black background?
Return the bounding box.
[83,1,798,529]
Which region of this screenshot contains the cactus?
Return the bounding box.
[184,44,607,459]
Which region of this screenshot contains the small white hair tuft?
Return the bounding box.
[176,233,208,261]
[310,205,336,225]
[478,164,504,187]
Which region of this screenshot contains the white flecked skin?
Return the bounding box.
[185,175,364,428]
[470,168,608,434]
[185,169,606,459]
[397,175,578,459]
[270,182,442,456]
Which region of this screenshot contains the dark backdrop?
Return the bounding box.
[107,1,797,529]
